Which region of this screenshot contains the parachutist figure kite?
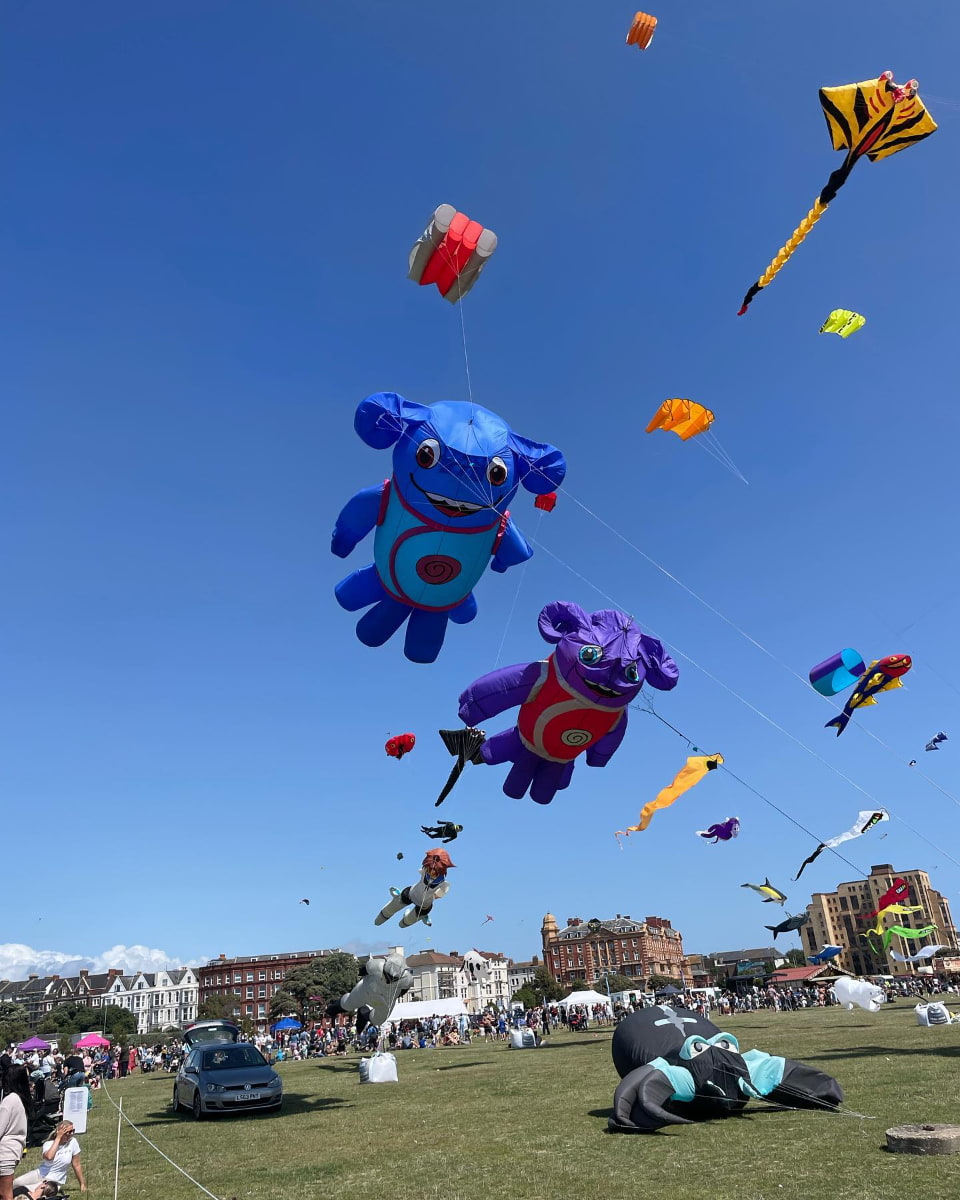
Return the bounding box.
[738,74,936,315]
[420,821,463,843]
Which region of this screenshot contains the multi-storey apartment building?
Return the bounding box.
[0,966,198,1033]
[101,969,199,1033]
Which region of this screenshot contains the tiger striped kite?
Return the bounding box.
[738,73,936,315]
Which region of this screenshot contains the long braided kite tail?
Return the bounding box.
[737,197,828,315]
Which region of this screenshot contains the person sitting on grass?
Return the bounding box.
[13,1122,85,1195]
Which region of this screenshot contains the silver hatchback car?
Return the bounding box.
[173,1041,283,1119]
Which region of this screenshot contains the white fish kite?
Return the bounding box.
[793,809,889,880]
[891,945,949,963]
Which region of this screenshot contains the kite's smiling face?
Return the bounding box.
[393,404,522,528]
[536,601,679,708]
[877,654,912,678]
[554,615,649,710]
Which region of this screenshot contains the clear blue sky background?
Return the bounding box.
[4,1,959,972]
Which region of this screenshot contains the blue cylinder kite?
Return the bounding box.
[809,649,866,696]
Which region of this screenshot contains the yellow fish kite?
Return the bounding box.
[616,753,723,840]
[741,878,788,905]
[738,73,936,315]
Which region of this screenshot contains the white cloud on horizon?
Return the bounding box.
[0,943,204,981]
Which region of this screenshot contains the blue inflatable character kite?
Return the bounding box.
[332,393,566,663]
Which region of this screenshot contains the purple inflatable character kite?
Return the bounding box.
[438,602,679,805]
[331,393,566,664]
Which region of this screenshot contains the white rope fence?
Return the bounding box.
[99,1076,225,1200]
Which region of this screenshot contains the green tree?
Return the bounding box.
[34,1000,137,1045]
[783,948,807,967]
[0,1003,30,1049]
[280,953,360,1022]
[268,990,300,1023]
[516,967,565,1005]
[510,984,539,1010]
[647,974,682,992]
[596,973,636,995]
[197,992,242,1020]
[100,1004,138,1041]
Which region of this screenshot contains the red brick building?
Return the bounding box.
[541,913,685,988]
[197,948,340,1030]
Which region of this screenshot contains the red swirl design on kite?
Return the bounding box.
[416,555,462,585]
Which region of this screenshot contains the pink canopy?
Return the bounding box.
[75,1033,111,1048]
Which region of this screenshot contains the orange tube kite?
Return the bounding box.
[645,399,714,441]
[616,753,723,838]
[626,12,657,50]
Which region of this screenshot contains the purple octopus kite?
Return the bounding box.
[696,817,741,843]
[438,601,679,805]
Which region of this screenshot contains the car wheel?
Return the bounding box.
[192,1090,204,1121]
[172,1085,181,1112]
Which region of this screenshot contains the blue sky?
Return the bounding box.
[3,1,959,976]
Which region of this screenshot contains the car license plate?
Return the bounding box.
[235,1092,261,1101]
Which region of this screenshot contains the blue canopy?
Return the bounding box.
[271,1017,302,1031]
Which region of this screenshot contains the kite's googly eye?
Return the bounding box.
[713,1037,735,1052]
[579,645,603,666]
[416,439,440,469]
[486,457,508,486]
[688,1040,709,1058]
[625,663,640,684]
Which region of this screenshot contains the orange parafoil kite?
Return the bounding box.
[626,12,657,50]
[646,399,714,441]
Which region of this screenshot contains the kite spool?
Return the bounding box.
[886,1124,960,1155]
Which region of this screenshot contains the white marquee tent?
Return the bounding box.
[387,997,468,1022]
[557,989,611,1008]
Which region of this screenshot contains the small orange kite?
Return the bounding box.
[646,399,714,441]
[626,12,657,50]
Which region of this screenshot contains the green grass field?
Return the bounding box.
[38,1006,960,1200]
